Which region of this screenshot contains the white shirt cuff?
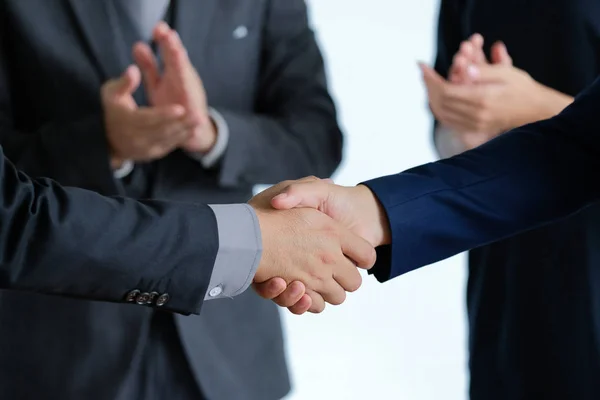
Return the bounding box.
[204,204,262,300]
[113,160,134,179]
[187,107,230,168]
[434,124,467,159]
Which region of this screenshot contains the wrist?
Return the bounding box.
[183,116,218,154]
[532,82,574,122]
[355,185,391,247]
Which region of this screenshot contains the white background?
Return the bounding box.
[280,1,469,399]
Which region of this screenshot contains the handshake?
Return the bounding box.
[247,177,391,315]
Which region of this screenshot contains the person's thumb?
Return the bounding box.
[418,62,446,87]
[271,180,332,211]
[103,65,141,98]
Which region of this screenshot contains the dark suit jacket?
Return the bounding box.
[365,76,600,292]
[0,146,217,314]
[432,1,600,398]
[0,1,342,399]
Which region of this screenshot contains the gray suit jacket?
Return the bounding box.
[0,0,343,399]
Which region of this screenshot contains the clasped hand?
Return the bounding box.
[248,177,391,315]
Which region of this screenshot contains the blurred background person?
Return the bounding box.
[0,1,342,399]
[420,0,600,398]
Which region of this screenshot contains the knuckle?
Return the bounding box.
[318,252,338,266]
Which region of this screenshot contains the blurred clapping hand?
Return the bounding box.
[420,34,573,155]
[102,22,218,170]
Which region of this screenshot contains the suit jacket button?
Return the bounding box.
[125,289,140,302]
[136,292,151,305]
[156,293,170,307]
[148,292,159,305]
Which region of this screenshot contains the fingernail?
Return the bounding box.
[272,193,288,201]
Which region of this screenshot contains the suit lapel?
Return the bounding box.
[173,0,218,65]
[67,0,129,80]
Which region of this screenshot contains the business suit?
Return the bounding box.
[0,0,342,399]
[431,1,600,398]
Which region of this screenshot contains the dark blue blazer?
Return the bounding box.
[365,76,600,284]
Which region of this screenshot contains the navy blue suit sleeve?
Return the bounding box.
[0,145,218,315]
[364,77,600,281]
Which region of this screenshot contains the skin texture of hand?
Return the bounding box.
[253,178,391,315]
[424,33,573,152]
[102,65,198,167]
[133,22,217,154]
[248,177,378,314]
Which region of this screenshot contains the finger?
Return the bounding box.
[153,21,171,43]
[320,275,348,306]
[490,41,513,66]
[134,105,186,128]
[468,33,486,64]
[252,278,287,300]
[154,22,176,72]
[339,228,376,270]
[154,113,199,137]
[164,30,188,74]
[133,42,160,94]
[470,33,484,50]
[459,40,474,63]
[155,25,187,76]
[305,289,326,313]
[144,130,190,160]
[272,281,306,307]
[450,54,469,84]
[288,294,312,315]
[149,127,192,157]
[332,259,363,293]
[104,65,141,98]
[271,180,330,210]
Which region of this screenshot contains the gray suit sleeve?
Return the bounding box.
[205,204,263,299]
